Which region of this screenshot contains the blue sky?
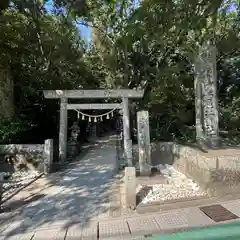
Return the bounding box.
[45,0,140,43]
[45,0,91,42]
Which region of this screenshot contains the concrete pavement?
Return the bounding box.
[0,135,120,239]
[1,198,240,239]
[1,135,240,239]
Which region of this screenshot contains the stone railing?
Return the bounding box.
[0,139,54,175]
[132,142,240,196]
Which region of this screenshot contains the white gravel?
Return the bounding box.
[137,164,207,204]
[2,170,41,201]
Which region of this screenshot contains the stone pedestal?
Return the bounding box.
[67,140,81,158]
[68,122,81,158]
[124,167,136,209]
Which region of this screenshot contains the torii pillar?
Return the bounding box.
[59,97,68,162]
[43,89,144,164]
[122,97,132,166]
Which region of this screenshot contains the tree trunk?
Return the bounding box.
[0,67,14,119]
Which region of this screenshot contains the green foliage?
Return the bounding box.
[0,118,31,144]
[87,0,240,142]
[0,0,10,13]
[1,0,240,144]
[0,0,100,143]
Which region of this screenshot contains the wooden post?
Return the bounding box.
[59,98,68,162]
[122,97,132,166]
[137,110,151,176]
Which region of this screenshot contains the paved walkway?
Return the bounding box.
[1,135,240,239]
[0,135,121,239]
[2,197,240,239]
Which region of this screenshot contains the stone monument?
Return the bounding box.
[194,42,220,149]
[137,110,151,176]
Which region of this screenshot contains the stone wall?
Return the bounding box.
[0,144,44,154]
[133,142,240,196]
[0,140,54,174]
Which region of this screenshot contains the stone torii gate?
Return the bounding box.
[43,89,144,164]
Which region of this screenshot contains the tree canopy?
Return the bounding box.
[1,0,240,144]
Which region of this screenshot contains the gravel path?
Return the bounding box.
[137,164,207,204]
[2,170,41,201]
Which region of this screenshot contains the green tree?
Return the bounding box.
[0,0,97,143]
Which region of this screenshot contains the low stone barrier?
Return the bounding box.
[132,142,240,197]
[0,139,54,174]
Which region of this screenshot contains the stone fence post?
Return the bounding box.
[44,139,54,174]
[124,167,136,209]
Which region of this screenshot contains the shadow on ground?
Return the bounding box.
[1,135,120,238]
